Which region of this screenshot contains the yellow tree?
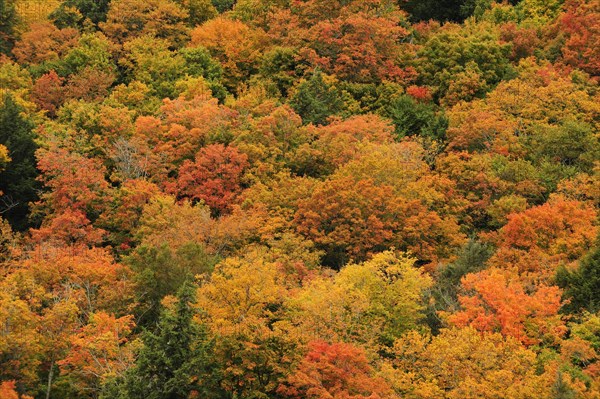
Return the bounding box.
[384,327,553,399]
[287,251,432,351]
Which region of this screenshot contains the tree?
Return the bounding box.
[32,147,110,245]
[296,114,394,176]
[120,35,187,99]
[278,340,395,399]
[132,94,237,182]
[31,70,66,117]
[0,0,18,55]
[524,120,599,188]
[294,176,464,268]
[216,329,299,398]
[100,0,189,48]
[212,0,235,13]
[448,268,565,346]
[557,242,600,315]
[189,17,268,91]
[298,10,413,83]
[118,282,222,399]
[401,0,471,22]
[416,22,513,102]
[19,245,135,316]
[126,243,219,327]
[386,327,551,399]
[258,47,300,97]
[0,381,33,399]
[50,0,111,29]
[425,239,494,333]
[380,94,448,139]
[0,94,39,231]
[559,0,600,77]
[57,312,137,396]
[197,250,286,332]
[288,71,346,126]
[59,33,117,79]
[175,143,249,215]
[12,23,80,65]
[288,251,432,349]
[0,283,42,391]
[486,197,598,282]
[176,0,218,25]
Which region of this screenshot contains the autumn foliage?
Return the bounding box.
[0,0,599,398]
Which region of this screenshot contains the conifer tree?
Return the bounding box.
[0,0,18,55]
[557,242,600,315]
[0,94,39,231]
[114,282,222,399]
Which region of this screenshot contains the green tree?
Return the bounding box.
[0,94,39,231]
[401,0,466,22]
[259,47,299,98]
[557,242,600,315]
[400,0,519,22]
[121,35,186,99]
[289,71,345,126]
[212,0,235,13]
[179,46,228,100]
[425,239,494,333]
[113,282,222,399]
[380,94,448,139]
[416,23,513,102]
[50,0,111,29]
[0,0,18,55]
[126,243,219,327]
[176,0,218,25]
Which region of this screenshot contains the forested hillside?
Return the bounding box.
[0,0,599,398]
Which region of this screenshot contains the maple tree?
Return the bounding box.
[58,312,137,395]
[486,197,598,281]
[32,146,111,245]
[12,23,80,65]
[175,143,249,215]
[196,249,286,333]
[447,267,565,345]
[558,0,600,76]
[297,10,413,84]
[278,340,395,399]
[189,17,268,91]
[295,175,464,267]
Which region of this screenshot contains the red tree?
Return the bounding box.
[278,340,394,399]
[175,144,249,215]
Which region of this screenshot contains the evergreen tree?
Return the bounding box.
[425,239,494,333]
[50,0,111,29]
[381,94,448,140]
[289,71,345,126]
[116,282,223,399]
[211,0,235,13]
[557,243,600,315]
[0,0,18,55]
[0,94,39,231]
[126,243,220,328]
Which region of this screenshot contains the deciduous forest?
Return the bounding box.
[0,0,599,397]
